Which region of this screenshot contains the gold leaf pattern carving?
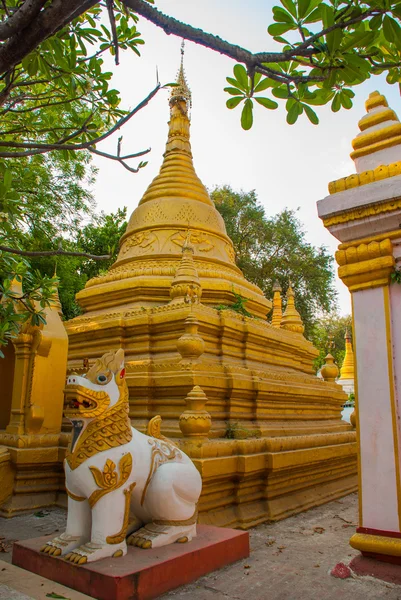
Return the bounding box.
[88,454,133,508]
[141,439,181,506]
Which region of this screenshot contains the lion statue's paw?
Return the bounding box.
[40,533,87,557]
[127,523,196,549]
[64,541,127,565]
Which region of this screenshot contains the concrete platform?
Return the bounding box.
[12,525,249,600]
[0,561,93,599]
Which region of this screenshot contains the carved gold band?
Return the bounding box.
[153,508,198,527]
[66,488,86,502]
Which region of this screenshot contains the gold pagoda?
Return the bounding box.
[65,56,357,528]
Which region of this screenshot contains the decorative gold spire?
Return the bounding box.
[350,91,401,166]
[139,42,212,207]
[339,328,355,381]
[170,40,191,109]
[170,232,202,304]
[271,280,282,328]
[281,283,304,335]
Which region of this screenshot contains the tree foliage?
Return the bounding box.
[27,208,127,320]
[212,186,337,336]
[310,312,352,370]
[0,0,400,141]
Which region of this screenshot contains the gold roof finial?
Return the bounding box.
[170,39,192,109]
[281,282,305,335]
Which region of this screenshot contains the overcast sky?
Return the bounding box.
[90,0,401,315]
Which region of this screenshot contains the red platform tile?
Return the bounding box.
[12,525,250,600]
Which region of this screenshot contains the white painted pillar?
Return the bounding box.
[317,91,401,563]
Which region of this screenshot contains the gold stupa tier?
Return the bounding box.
[76,62,270,319]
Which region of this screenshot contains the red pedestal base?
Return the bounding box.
[12,525,249,600]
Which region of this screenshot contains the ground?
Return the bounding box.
[0,493,400,600]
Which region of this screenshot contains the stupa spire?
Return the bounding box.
[139,41,212,207]
[281,283,305,335]
[339,328,355,381]
[170,40,192,109]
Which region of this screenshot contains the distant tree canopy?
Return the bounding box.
[212,185,337,337]
[25,207,127,320]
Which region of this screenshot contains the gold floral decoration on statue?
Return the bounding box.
[88,454,133,508]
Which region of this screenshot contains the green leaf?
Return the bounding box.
[233,64,249,92]
[287,102,301,124]
[326,27,343,53]
[255,97,278,109]
[304,6,322,23]
[241,99,253,130]
[281,0,297,18]
[369,14,382,30]
[340,92,353,109]
[224,86,244,96]
[298,0,311,19]
[383,15,401,49]
[304,105,319,124]
[268,22,295,35]
[320,3,334,28]
[273,6,295,23]
[254,78,274,93]
[226,96,244,109]
[3,170,12,191]
[331,93,342,112]
[272,87,289,99]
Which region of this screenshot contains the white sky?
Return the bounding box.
[91,0,401,315]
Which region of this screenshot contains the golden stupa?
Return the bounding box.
[65,53,357,527]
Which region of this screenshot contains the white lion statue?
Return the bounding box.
[41,349,202,564]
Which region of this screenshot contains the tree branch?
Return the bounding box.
[0,0,98,75]
[0,245,111,260]
[0,0,46,40]
[0,84,160,158]
[106,0,120,65]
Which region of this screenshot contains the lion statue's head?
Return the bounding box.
[64,349,126,421]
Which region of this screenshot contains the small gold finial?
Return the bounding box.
[170,39,192,109]
[321,353,339,383]
[179,385,211,440]
[280,282,304,335]
[271,280,282,328]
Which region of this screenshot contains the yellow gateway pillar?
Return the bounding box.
[318,92,401,565]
